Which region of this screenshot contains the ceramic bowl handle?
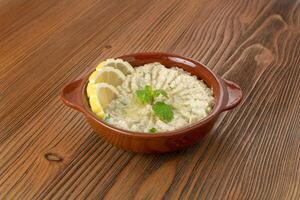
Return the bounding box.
[221,78,242,111]
[60,79,85,112]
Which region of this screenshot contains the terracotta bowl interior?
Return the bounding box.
[80,52,224,135]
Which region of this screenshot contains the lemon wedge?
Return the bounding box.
[90,67,126,84]
[87,59,132,118]
[87,67,126,97]
[95,61,106,70]
[89,83,118,118]
[96,58,134,75]
[86,83,96,98]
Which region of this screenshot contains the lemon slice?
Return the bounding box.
[86,83,96,98]
[87,67,126,97]
[89,83,118,118]
[90,67,126,84]
[96,58,134,75]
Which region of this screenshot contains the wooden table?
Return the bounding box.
[1,0,300,199]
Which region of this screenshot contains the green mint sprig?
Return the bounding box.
[149,127,157,133]
[135,85,174,123]
[152,101,174,123]
[136,85,167,104]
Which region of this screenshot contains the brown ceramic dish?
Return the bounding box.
[61,52,242,153]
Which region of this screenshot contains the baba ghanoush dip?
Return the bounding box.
[87,59,215,133]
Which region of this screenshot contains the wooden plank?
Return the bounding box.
[0,0,299,199]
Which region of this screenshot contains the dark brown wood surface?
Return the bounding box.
[1,0,300,199]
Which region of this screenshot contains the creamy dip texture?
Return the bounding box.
[103,62,215,133]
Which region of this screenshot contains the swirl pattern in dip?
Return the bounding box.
[104,62,215,133]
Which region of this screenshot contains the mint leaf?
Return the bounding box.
[136,85,154,104]
[144,85,153,95]
[153,89,168,98]
[136,89,152,104]
[152,101,174,123]
[149,127,157,133]
[135,85,168,105]
[104,114,111,121]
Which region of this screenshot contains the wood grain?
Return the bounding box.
[0,0,300,199]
